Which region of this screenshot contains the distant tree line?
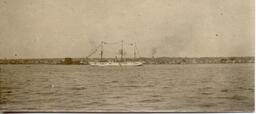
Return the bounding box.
[0,57,254,65]
[136,57,254,64]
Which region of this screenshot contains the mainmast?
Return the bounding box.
[100,41,103,61]
[133,43,136,59]
[121,40,124,62]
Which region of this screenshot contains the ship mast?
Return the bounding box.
[100,41,103,61]
[121,40,124,62]
[134,43,136,60]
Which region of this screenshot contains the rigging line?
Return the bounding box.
[86,44,102,58]
[86,41,121,58]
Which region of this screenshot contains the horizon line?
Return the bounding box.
[0,56,255,60]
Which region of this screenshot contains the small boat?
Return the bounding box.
[86,40,143,66]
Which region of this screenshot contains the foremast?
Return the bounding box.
[120,40,124,62]
[100,41,104,61]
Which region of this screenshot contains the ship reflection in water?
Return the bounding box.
[0,64,254,112]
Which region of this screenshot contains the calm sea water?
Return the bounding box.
[0,64,254,112]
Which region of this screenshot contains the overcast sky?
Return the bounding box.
[0,0,254,59]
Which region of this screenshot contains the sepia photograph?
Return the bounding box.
[0,0,254,112]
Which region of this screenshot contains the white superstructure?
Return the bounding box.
[89,61,143,66]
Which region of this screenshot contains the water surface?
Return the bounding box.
[0,64,254,112]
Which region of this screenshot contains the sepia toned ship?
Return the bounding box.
[86,40,143,66]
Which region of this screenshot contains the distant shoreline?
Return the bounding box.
[0,57,254,65]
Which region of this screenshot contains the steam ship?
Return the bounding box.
[86,40,143,66]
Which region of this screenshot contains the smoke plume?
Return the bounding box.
[152,47,157,57]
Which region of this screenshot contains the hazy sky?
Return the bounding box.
[0,0,254,58]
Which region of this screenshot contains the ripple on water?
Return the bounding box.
[0,97,9,104]
[139,99,163,103]
[229,95,247,101]
[150,95,162,98]
[200,92,213,95]
[84,101,107,106]
[70,87,86,90]
[220,89,229,92]
[111,80,119,83]
[35,92,55,95]
[200,103,216,108]
[215,95,248,101]
[120,85,141,88]
[111,96,123,99]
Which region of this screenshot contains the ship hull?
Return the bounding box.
[89,61,143,66]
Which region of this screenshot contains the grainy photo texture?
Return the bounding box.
[0,0,254,112]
